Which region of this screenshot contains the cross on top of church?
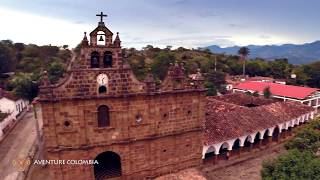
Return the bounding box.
[96,12,107,23]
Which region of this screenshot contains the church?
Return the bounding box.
[39,13,206,179]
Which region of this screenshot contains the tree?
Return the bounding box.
[269,59,291,79]
[263,86,271,98]
[285,125,320,152]
[206,70,226,92]
[204,82,217,96]
[261,149,320,180]
[238,47,250,78]
[150,51,175,80]
[246,60,263,77]
[303,62,320,88]
[165,45,172,51]
[142,45,154,51]
[47,61,65,83]
[128,55,147,80]
[62,45,69,50]
[0,42,15,73]
[11,73,39,101]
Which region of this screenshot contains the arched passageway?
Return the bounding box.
[272,127,280,142]
[262,129,269,146]
[219,143,229,160]
[232,139,241,155]
[253,132,261,148]
[204,146,216,160]
[243,136,252,152]
[94,151,122,180]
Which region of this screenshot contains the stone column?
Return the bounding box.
[282,130,287,139]
[276,132,280,142]
[239,146,243,157]
[213,155,218,164]
[259,138,263,148]
[226,150,231,160]
[249,143,253,152]
[267,136,272,146]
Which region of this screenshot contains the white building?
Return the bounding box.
[0,88,29,118]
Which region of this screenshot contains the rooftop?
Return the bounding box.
[234,81,319,100]
[205,93,314,145]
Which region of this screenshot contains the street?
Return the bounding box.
[0,109,41,180]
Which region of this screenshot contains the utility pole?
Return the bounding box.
[214,56,217,72]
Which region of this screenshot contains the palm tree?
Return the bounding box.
[238,47,250,78]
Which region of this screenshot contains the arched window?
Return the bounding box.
[97,105,110,127]
[98,86,107,94]
[103,51,112,68]
[91,51,100,68]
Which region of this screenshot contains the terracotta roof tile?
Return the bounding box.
[205,94,314,145]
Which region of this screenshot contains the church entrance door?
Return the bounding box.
[94,151,122,179]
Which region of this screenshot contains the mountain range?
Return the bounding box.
[206,41,320,64]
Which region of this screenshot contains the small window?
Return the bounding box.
[163,113,168,119]
[98,86,107,94]
[136,114,142,123]
[97,105,110,127]
[64,121,70,127]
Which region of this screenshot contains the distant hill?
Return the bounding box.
[206,41,320,64]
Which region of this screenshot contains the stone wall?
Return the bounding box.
[41,91,205,179]
[45,130,202,179]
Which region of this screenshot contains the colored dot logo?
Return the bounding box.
[12,157,31,172]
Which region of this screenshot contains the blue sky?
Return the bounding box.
[0,0,319,48]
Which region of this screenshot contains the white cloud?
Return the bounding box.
[0,7,91,47]
[0,6,306,49]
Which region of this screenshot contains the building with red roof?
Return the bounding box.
[233,81,320,108]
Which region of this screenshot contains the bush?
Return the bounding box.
[261,149,320,180]
[285,128,320,152]
[261,119,320,180]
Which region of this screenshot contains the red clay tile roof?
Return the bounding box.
[205,94,314,145]
[234,81,319,100]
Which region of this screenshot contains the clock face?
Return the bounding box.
[97,74,108,85]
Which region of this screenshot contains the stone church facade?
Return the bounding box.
[39,13,206,180]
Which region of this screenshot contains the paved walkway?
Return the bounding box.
[0,109,41,180]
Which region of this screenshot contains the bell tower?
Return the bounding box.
[89,12,113,46]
